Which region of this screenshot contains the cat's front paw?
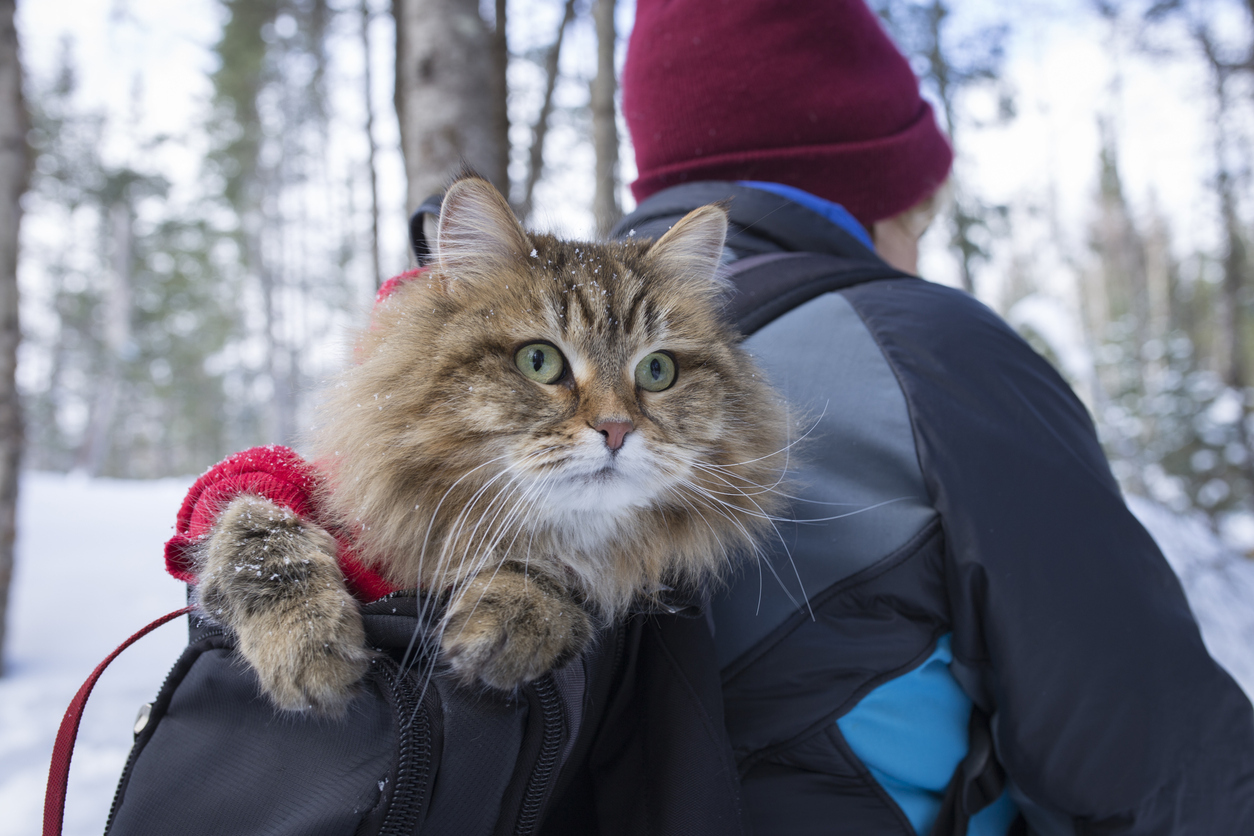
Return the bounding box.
[197,494,371,715]
[238,617,373,715]
[441,566,592,690]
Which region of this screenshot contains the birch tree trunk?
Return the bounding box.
[393,0,508,212]
[518,0,576,223]
[591,0,620,237]
[362,0,383,289]
[0,0,27,673]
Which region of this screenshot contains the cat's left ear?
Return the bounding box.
[646,204,728,292]
[436,176,532,285]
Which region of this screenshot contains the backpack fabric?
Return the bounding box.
[104,593,750,836]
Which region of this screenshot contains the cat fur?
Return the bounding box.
[195,175,789,713]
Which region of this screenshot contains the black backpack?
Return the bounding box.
[56,241,1011,836]
[99,592,750,836]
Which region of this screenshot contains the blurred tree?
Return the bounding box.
[1084,87,1254,532]
[23,42,241,479]
[1112,0,1254,533]
[361,0,383,289]
[591,0,620,236]
[1122,0,1254,395]
[394,0,508,210]
[208,0,351,448]
[872,0,1014,296]
[518,0,577,223]
[74,166,167,475]
[0,0,27,673]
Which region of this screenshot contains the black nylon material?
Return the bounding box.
[106,634,398,836]
[845,277,1254,828]
[610,181,880,262]
[574,613,752,836]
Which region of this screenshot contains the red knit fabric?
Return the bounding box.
[622,0,953,226]
[165,445,398,602]
[376,267,427,305]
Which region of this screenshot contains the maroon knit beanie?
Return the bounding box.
[622,0,953,226]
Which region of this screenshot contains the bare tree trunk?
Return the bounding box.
[253,229,296,447]
[921,0,981,296]
[591,0,619,237]
[1195,23,1254,490]
[393,0,508,211]
[1201,61,1247,392]
[518,0,576,223]
[490,0,509,202]
[0,0,27,674]
[77,200,133,475]
[361,0,383,288]
[1217,167,1247,391]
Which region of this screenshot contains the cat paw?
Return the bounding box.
[197,494,371,715]
[441,567,592,690]
[241,622,373,715]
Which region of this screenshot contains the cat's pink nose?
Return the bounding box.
[595,420,634,451]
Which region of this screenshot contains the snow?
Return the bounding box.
[1127,495,1254,696]
[1007,293,1097,397]
[0,473,190,836]
[1,473,1253,835]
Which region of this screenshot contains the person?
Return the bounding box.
[612,1,1254,834]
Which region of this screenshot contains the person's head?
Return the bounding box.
[621,0,952,270]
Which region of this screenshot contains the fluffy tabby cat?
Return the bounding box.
[195,175,789,714]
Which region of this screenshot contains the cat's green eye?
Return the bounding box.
[635,352,677,392]
[515,342,566,384]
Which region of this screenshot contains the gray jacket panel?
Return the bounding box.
[712,291,937,669]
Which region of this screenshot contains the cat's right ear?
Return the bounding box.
[435,177,531,288]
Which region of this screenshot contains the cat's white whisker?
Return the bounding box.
[675,482,803,616]
[429,448,553,586]
[416,450,528,578]
[441,463,562,636]
[662,487,738,582]
[413,450,555,645]
[459,474,551,588]
[446,466,533,578]
[673,475,814,619]
[685,465,793,521]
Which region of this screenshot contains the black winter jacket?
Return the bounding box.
[613,183,1254,836]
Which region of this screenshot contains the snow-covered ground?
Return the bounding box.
[0,473,191,836]
[1,473,1252,836]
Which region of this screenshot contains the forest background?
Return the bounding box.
[1,0,1253,673]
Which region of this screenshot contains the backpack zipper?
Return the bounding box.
[512,673,565,836]
[376,653,435,836]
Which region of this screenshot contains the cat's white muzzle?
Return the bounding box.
[538,431,676,519]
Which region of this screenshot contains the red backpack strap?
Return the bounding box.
[43,606,192,836]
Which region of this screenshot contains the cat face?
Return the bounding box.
[313,177,787,607]
[420,241,742,525]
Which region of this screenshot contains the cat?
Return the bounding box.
[194,174,789,714]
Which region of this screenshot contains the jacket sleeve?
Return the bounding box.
[846,279,1254,834]
[164,445,396,602]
